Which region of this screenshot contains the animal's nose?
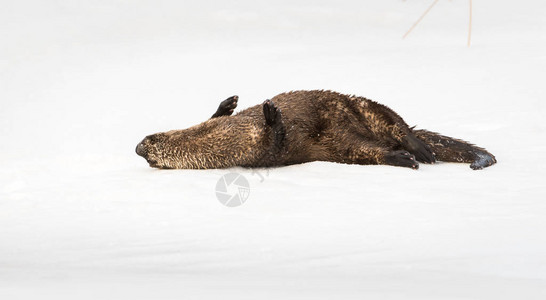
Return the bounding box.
[135,142,146,157]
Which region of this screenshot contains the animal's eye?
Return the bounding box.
[148,134,162,143]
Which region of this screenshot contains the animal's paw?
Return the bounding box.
[384,150,419,170]
[263,99,282,126]
[470,151,497,170]
[213,95,238,117]
[401,135,436,164]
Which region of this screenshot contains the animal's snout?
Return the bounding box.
[135,141,147,157]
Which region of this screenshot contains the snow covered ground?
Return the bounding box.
[1,0,546,299]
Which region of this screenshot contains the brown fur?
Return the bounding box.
[136,90,496,170]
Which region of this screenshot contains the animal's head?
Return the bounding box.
[135,133,173,169]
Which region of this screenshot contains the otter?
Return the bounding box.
[135,90,496,170]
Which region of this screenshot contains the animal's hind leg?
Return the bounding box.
[384,150,419,170]
[399,134,436,164]
[327,135,419,169]
[414,129,497,170]
[211,95,238,118]
[358,99,436,164]
[346,145,419,170]
[263,99,286,150]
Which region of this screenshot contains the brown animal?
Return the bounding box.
[135,90,496,170]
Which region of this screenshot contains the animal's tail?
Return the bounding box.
[413,129,497,170]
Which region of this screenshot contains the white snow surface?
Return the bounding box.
[1,1,546,299]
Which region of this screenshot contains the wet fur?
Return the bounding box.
[136,90,496,170]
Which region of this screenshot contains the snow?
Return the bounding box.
[1,0,546,299]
